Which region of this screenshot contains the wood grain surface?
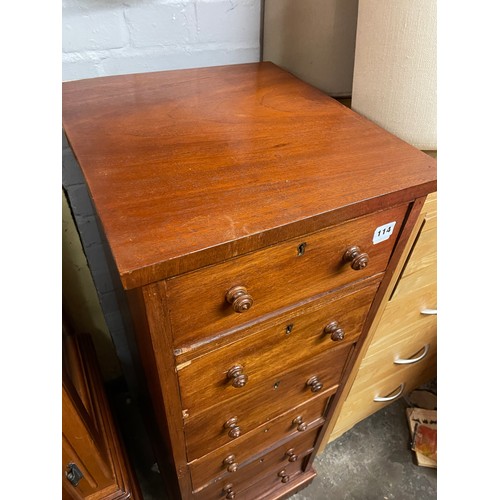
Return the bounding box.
[184,389,332,464]
[327,193,437,442]
[192,457,314,500]
[330,349,436,440]
[62,62,437,289]
[63,333,142,500]
[189,424,319,491]
[177,281,378,415]
[63,63,437,499]
[166,203,408,345]
[183,351,346,461]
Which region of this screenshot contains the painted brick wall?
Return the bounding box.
[62,0,262,81]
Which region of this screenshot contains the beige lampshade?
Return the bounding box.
[352,0,437,150]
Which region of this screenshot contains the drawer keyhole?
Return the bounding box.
[297,242,307,256]
[273,381,281,390]
[285,324,294,335]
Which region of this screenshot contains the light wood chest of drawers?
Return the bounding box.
[62,62,437,499]
[327,192,437,442]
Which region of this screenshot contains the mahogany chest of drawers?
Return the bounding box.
[62,62,437,499]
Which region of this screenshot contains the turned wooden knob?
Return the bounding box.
[306,376,323,393]
[278,470,290,483]
[324,321,345,341]
[343,246,369,270]
[226,286,254,313]
[224,417,242,439]
[226,365,248,388]
[223,454,238,473]
[292,416,308,432]
[223,484,235,499]
[286,448,298,462]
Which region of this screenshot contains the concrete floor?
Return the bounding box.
[289,395,437,500]
[110,379,436,500]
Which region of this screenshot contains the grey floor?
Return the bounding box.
[289,395,436,500]
[110,380,437,500]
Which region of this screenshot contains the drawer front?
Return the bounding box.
[184,346,352,461]
[192,447,310,499]
[177,281,378,416]
[190,423,319,491]
[392,259,436,303]
[234,458,308,500]
[368,281,437,357]
[334,299,436,439]
[355,322,437,387]
[336,345,436,435]
[166,204,409,347]
[401,221,436,279]
[392,192,436,297]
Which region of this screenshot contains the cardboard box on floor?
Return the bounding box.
[406,407,437,468]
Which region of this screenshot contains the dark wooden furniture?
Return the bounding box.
[62,324,141,499]
[62,62,437,500]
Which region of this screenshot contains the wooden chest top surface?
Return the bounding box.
[62,62,436,289]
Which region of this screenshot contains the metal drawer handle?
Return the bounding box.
[394,344,430,365]
[373,383,405,402]
[420,308,437,315]
[66,463,84,487]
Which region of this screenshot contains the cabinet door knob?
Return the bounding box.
[292,416,308,432]
[226,365,248,388]
[223,484,236,499]
[223,454,239,472]
[306,376,323,393]
[324,321,345,341]
[224,417,242,438]
[286,448,298,462]
[343,245,369,270]
[278,470,290,483]
[226,286,254,313]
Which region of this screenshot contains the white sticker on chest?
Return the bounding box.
[372,221,396,244]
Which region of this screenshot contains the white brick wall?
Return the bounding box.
[125,2,198,48]
[62,0,262,81]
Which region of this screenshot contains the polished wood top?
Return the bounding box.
[62,62,436,289]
